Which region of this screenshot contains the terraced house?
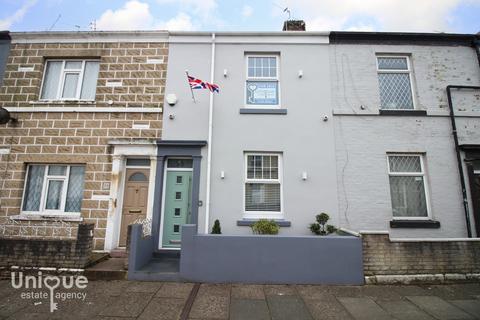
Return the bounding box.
[0,31,168,253]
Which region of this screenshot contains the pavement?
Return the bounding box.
[0,280,480,319]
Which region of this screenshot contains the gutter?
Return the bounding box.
[446,85,480,238]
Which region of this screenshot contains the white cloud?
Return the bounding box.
[156,12,195,31]
[157,0,217,20]
[96,0,154,31]
[242,5,253,18]
[0,0,37,30]
[289,0,480,32]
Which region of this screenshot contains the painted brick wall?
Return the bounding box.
[363,233,480,276]
[0,39,167,250]
[330,43,480,238]
[0,223,93,270]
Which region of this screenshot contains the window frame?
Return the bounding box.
[39,59,100,102]
[21,164,85,216]
[376,55,417,110]
[243,152,283,219]
[386,154,432,220]
[244,54,281,109]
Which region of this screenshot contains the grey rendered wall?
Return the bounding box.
[163,35,338,236]
[330,44,480,238]
[180,224,364,284]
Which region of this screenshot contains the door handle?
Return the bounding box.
[129,209,142,213]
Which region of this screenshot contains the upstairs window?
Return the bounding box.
[40,60,100,101]
[244,153,282,218]
[387,155,429,218]
[22,164,86,215]
[246,55,280,107]
[377,56,414,110]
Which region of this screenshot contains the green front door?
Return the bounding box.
[162,170,193,248]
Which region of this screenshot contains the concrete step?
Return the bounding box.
[84,258,127,281]
[128,256,182,281]
[152,250,181,259]
[110,248,128,258]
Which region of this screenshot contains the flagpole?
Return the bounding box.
[204,32,215,234]
[185,70,196,103]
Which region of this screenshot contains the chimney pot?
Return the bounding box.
[282,20,306,31]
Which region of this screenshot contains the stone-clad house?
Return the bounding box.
[0,31,167,252]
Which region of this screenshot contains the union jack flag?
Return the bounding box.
[188,75,219,93]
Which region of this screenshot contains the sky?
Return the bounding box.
[0,0,479,33]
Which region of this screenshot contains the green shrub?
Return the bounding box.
[309,212,337,236]
[251,219,279,235]
[211,219,222,234]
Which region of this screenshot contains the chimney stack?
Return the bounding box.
[282,20,306,31]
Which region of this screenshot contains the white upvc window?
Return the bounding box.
[377,56,415,110]
[244,153,283,219]
[387,154,431,219]
[40,59,100,101]
[21,164,86,215]
[245,55,280,108]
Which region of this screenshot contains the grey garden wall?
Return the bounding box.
[180,224,364,284]
[330,43,480,238]
[163,33,338,237]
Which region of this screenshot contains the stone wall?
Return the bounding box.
[0,223,93,270]
[0,39,167,250]
[362,233,480,278]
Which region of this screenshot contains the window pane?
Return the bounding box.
[65,61,82,69]
[378,73,413,109]
[128,172,148,181]
[378,57,408,70]
[62,73,80,98]
[246,80,279,105]
[247,155,255,179]
[389,156,422,173]
[126,158,150,167]
[248,57,254,68]
[245,183,281,212]
[41,61,62,99]
[65,166,85,212]
[248,67,254,77]
[23,165,45,211]
[389,176,427,217]
[80,61,99,100]
[45,180,64,210]
[48,165,67,176]
[167,159,193,168]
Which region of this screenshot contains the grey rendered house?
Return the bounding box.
[152,28,480,254]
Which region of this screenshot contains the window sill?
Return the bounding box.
[30,100,96,105]
[379,109,427,116]
[239,108,287,115]
[11,214,83,222]
[237,219,291,227]
[390,219,440,228]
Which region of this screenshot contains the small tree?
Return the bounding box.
[251,219,279,235]
[211,219,222,234]
[309,213,337,235]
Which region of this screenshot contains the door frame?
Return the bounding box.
[159,161,193,250]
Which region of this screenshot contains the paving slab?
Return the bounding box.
[126,281,163,293]
[267,295,313,320]
[338,297,394,320]
[197,283,231,297]
[376,300,435,320]
[189,295,229,319]
[296,285,331,300]
[406,296,474,320]
[423,285,479,300]
[358,285,404,301]
[303,296,354,320]
[138,297,185,320]
[391,285,434,297]
[99,292,154,318]
[327,286,364,298]
[230,299,270,320]
[231,284,265,300]
[264,284,298,296]
[156,282,194,300]
[449,300,480,318]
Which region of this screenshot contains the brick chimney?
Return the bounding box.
[282,20,306,31]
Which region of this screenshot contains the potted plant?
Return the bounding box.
[251,219,279,235]
[309,213,337,235]
[211,219,222,234]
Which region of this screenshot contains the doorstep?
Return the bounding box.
[84,257,128,281]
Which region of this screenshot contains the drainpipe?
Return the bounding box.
[204,33,216,234]
[446,85,480,238]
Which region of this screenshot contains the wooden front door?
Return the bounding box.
[119,168,150,246]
